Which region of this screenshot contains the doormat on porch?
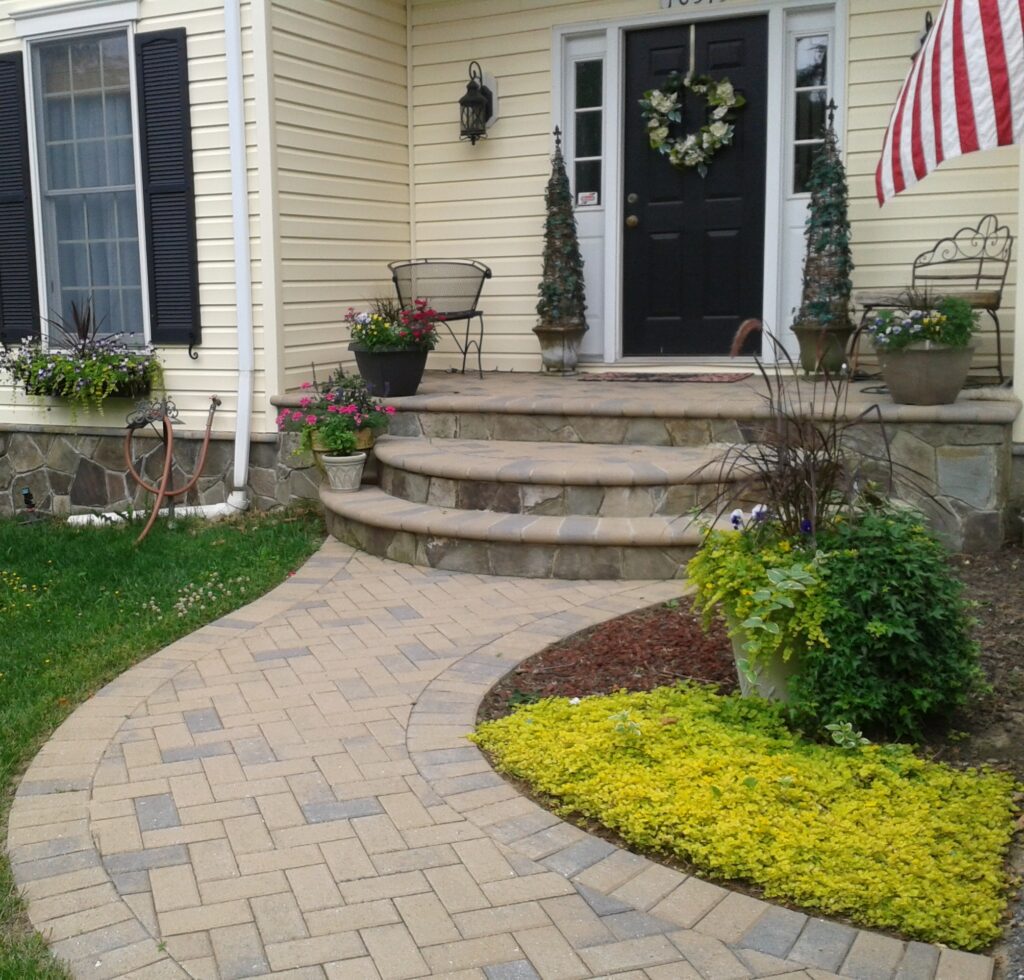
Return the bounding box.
[578,372,753,383]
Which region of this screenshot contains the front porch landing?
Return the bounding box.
[276,370,1021,576]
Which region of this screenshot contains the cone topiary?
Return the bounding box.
[792,105,855,374]
[534,128,589,373]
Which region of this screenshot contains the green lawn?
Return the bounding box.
[0,506,325,978]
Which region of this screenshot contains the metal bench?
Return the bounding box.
[389,259,492,377]
[854,214,1014,382]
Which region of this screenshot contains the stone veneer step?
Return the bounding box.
[321,486,703,579]
[374,436,746,518]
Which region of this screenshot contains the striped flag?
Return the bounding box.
[876,0,1024,205]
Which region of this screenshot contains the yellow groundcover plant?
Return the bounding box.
[470,685,1018,950]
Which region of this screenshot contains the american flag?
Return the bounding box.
[876,0,1024,205]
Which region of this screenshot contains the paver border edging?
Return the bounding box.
[405,590,996,980]
[4,557,338,979]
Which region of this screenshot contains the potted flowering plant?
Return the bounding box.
[686,338,981,741]
[276,373,395,492]
[345,297,444,396]
[0,301,161,416]
[865,294,979,405]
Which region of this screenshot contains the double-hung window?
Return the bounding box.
[0,18,201,354]
[33,32,144,340]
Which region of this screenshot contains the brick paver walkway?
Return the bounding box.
[8,542,991,980]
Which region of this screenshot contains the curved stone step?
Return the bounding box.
[374,436,739,517]
[321,486,704,579]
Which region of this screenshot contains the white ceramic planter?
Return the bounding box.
[725,610,800,702]
[321,452,367,492]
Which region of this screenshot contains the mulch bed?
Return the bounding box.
[478,600,736,723]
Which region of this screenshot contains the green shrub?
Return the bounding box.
[471,685,1017,950]
[794,507,982,740]
[688,506,981,741]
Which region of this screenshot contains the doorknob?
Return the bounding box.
[625,215,640,228]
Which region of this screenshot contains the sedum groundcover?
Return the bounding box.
[471,685,1018,951]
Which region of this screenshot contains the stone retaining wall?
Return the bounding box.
[0,427,324,517]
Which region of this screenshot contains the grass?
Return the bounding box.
[472,685,1020,951]
[0,506,324,978]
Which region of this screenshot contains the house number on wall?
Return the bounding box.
[660,0,725,6]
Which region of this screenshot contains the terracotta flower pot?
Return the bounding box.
[877,342,974,405]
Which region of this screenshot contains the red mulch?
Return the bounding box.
[478,598,736,722]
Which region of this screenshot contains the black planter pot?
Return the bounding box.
[348,345,428,397]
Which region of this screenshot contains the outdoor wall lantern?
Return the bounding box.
[917,11,934,52]
[459,61,494,144]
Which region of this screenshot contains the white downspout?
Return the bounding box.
[225,0,253,511]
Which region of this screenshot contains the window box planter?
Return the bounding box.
[1,338,161,416]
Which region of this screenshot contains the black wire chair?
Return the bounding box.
[388,259,492,376]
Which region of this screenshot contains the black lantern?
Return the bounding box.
[917,11,934,52]
[459,61,493,144]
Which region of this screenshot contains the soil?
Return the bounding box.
[477,543,1024,976]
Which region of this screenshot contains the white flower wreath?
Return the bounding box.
[639,72,746,177]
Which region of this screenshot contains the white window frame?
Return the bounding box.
[17,1,150,347]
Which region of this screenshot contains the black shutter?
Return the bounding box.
[135,29,201,351]
[0,52,39,345]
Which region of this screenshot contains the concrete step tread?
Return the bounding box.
[321,486,708,547]
[373,436,733,486]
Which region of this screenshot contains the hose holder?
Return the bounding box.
[124,395,222,544]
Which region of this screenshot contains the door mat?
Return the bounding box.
[578,372,753,383]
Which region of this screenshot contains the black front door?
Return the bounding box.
[622,17,768,356]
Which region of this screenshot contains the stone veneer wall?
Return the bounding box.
[0,427,325,517]
[1011,445,1024,540]
[388,408,1017,554]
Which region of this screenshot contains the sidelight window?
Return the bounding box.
[792,33,830,194]
[572,59,603,207]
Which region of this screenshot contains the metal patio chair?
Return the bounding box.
[854,214,1014,382]
[389,259,492,377]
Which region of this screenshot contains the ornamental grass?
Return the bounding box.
[471,685,1018,950]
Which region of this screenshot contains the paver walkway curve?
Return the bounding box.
[8,542,991,980]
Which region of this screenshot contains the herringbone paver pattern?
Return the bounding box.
[8,542,993,980]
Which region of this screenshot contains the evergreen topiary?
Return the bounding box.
[533,129,589,373]
[795,107,854,333]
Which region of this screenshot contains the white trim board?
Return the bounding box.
[12,0,138,38]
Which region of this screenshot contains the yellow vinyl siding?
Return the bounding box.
[271,0,410,392]
[0,0,271,433]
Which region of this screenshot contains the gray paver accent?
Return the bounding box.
[134,794,180,832]
[7,542,995,980]
[183,708,224,734]
[485,961,542,980]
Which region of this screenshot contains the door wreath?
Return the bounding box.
[639,72,746,177]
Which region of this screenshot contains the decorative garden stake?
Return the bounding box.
[534,127,589,374]
[792,102,856,376]
[124,395,221,544]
